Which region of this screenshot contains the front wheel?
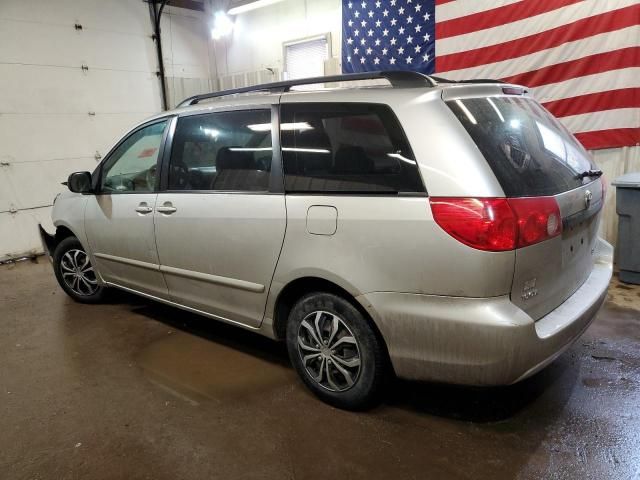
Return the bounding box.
[286,292,388,410]
[53,237,106,303]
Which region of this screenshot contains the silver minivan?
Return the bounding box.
[40,71,612,409]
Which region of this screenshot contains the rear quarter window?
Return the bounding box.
[447,96,596,197]
[281,103,424,194]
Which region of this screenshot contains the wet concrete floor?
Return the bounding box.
[1,259,639,479]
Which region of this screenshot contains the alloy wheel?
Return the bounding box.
[60,249,98,296]
[297,310,362,392]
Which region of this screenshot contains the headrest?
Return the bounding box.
[334,146,373,174]
[294,127,332,150]
[216,147,254,170]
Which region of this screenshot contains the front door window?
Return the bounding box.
[100,120,168,193]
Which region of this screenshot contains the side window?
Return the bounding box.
[101,120,167,193]
[281,103,424,194]
[168,110,272,192]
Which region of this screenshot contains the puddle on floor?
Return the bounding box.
[137,331,294,404]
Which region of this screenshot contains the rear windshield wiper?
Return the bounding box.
[576,169,603,180]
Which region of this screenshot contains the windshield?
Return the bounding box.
[447,96,597,197]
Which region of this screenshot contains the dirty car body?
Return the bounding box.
[41,72,612,407]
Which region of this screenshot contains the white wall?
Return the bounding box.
[0,0,212,260]
[162,6,215,108]
[212,0,340,78]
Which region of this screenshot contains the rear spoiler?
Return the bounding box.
[431,76,505,85]
[440,82,530,101]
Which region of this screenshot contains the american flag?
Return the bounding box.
[342,0,640,150]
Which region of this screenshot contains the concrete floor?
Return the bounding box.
[1,259,639,480]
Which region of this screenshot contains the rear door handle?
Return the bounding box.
[156,204,177,215]
[135,204,153,214]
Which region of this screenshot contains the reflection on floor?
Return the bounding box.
[1,259,639,479]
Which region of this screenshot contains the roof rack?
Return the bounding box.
[177,70,437,107]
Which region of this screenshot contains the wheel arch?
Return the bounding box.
[271,276,392,371]
[50,224,102,284]
[52,221,91,253]
[54,225,77,245]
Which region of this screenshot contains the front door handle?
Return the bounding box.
[135,203,153,214]
[156,203,177,215]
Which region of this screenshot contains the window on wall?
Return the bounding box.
[281,103,425,194]
[284,36,329,80]
[168,110,272,192]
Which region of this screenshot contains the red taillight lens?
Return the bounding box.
[430,196,562,252]
[508,197,562,248]
[429,198,517,251]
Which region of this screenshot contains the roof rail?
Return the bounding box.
[177,70,437,108]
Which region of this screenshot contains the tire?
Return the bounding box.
[286,292,388,410]
[53,237,106,303]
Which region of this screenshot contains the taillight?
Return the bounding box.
[508,197,562,248]
[429,198,517,251]
[430,196,562,252]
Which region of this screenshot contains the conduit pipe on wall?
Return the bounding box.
[150,0,169,111]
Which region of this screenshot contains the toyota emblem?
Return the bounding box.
[584,189,593,208]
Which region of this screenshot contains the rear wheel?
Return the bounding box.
[53,237,106,303]
[286,292,387,410]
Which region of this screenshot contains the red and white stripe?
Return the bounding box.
[435,0,640,150]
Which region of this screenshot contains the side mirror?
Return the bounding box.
[67,171,93,194]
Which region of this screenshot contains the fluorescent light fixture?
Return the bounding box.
[283,122,313,131]
[212,11,234,39]
[228,0,285,15]
[282,147,330,154]
[229,147,273,152]
[200,127,220,138]
[227,147,330,154]
[246,123,271,132]
[247,122,313,132]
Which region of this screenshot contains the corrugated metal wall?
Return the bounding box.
[217,68,279,91]
[0,0,212,261]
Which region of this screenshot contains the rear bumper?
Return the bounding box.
[357,238,613,385]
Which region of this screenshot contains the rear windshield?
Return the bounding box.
[447,96,596,197]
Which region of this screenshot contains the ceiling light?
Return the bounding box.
[282,147,330,154]
[211,11,234,39]
[228,0,285,15]
[200,127,220,138]
[387,153,416,165]
[229,147,273,152]
[247,122,313,132]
